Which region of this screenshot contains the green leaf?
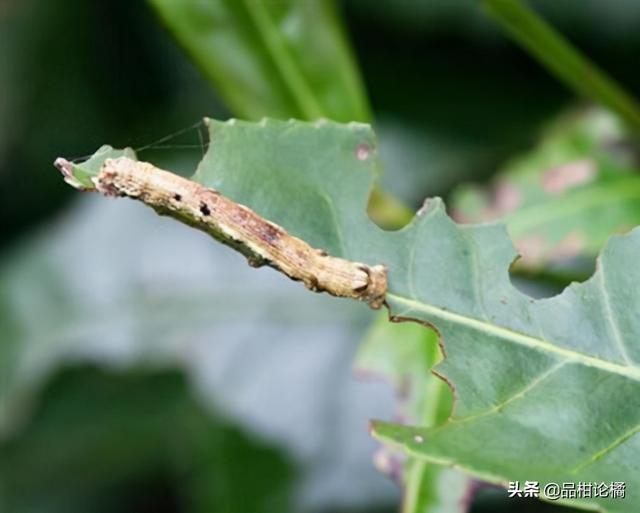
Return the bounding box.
[148,0,371,123]
[60,118,640,512]
[452,109,640,271]
[483,0,640,133]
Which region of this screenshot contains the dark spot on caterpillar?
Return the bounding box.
[258,223,281,244]
[174,193,182,201]
[200,203,211,216]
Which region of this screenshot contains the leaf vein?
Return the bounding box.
[451,360,566,425]
[320,191,347,257]
[461,229,489,321]
[388,293,640,381]
[571,421,640,474]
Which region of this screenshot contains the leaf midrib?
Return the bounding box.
[387,292,640,382]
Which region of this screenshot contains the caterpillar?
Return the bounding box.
[55,156,388,309]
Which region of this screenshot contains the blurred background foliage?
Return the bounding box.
[1,0,640,512]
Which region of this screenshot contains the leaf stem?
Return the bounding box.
[483,0,640,134]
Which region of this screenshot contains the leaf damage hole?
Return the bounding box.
[508,255,593,300]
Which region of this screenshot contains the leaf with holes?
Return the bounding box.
[56,118,640,513]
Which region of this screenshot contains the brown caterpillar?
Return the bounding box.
[55,156,388,309]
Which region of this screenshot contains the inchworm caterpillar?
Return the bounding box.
[55,156,388,309]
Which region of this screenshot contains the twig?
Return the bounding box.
[54,156,388,309]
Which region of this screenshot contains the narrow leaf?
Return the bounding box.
[483,0,640,133]
[148,0,371,122]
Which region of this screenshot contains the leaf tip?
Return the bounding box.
[369,419,400,440]
[53,156,72,175]
[416,196,445,218]
[54,146,137,191]
[370,420,430,451]
[53,157,86,190]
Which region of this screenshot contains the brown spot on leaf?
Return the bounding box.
[356,143,370,161]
